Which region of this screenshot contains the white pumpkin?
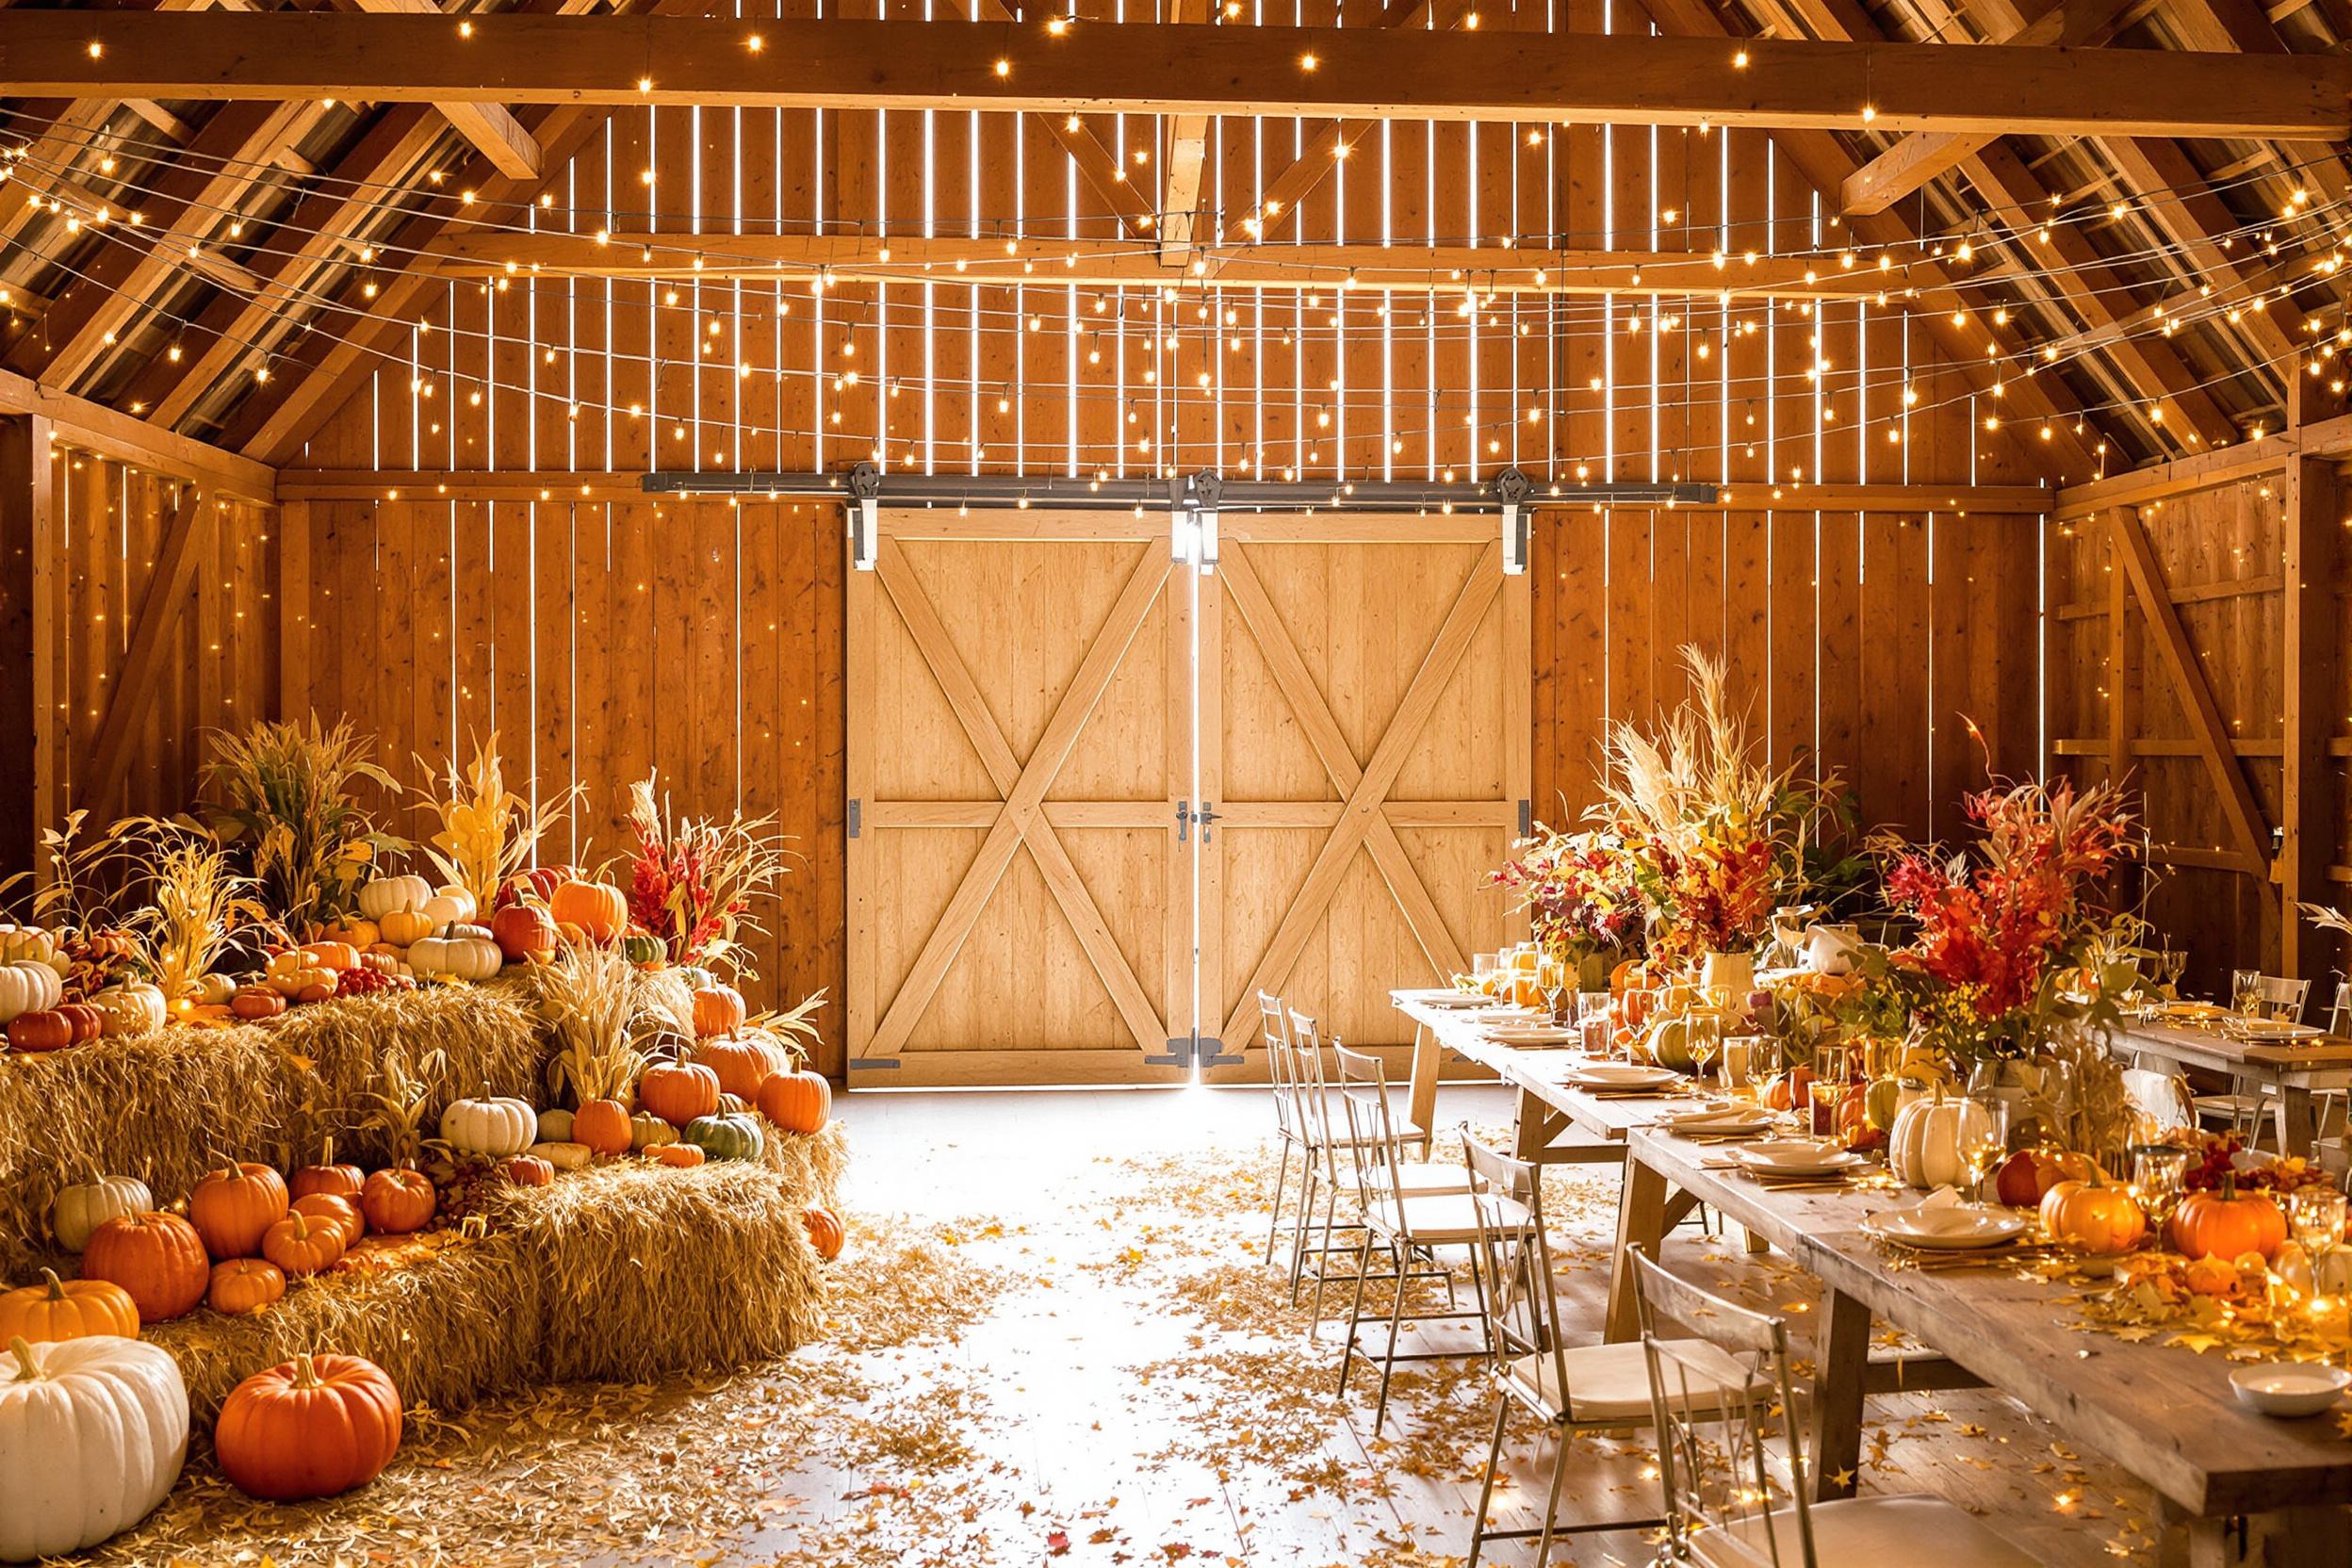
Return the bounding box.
[190,973,235,1007]
[0,961,62,1025]
[0,926,57,968]
[408,936,502,983]
[439,1084,536,1156]
[525,1140,593,1171]
[535,1107,576,1143]
[431,885,479,924]
[357,874,433,923]
[1888,1096,1996,1190]
[0,1333,189,1562]
[50,1176,153,1252]
[90,984,166,1038]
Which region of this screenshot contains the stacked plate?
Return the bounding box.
[1728,1139,1870,1179]
[1483,1023,1578,1046]
[1561,1062,1683,1091]
[1660,1104,1775,1138]
[1859,1203,2027,1250]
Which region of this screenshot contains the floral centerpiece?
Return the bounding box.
[201,715,406,935]
[1485,825,1645,988]
[624,774,790,973]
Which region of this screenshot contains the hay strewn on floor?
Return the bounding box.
[149,1129,846,1424]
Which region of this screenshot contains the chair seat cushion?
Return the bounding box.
[1506,1338,1763,1424]
[1390,1162,1473,1196]
[1695,1494,2041,1568]
[1366,1192,1515,1245]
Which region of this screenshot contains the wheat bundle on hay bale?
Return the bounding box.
[146,1151,838,1424]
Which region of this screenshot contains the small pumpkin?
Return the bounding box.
[536,1106,576,1143]
[0,958,63,1024]
[490,903,559,963]
[801,1205,845,1262]
[503,1154,555,1187]
[409,935,502,983]
[317,917,380,949]
[358,874,433,923]
[261,1209,347,1278]
[757,1068,832,1135]
[2183,1252,2244,1297]
[682,1112,765,1163]
[629,1111,680,1150]
[573,1098,633,1155]
[80,1212,209,1322]
[0,1334,189,1561]
[638,1061,721,1125]
[645,1142,705,1168]
[548,879,628,942]
[190,1162,291,1259]
[525,1140,593,1171]
[289,1136,365,1201]
[51,1174,153,1252]
[0,1268,139,1344]
[0,924,58,967]
[299,940,361,972]
[291,1193,366,1248]
[377,907,435,948]
[621,931,666,967]
[692,983,747,1039]
[1995,1147,2101,1209]
[7,1009,75,1054]
[438,1083,537,1156]
[2039,1174,2148,1255]
[359,1168,436,1235]
[56,1004,103,1043]
[695,1033,791,1099]
[2169,1177,2289,1264]
[90,981,167,1037]
[216,1352,403,1502]
[498,865,571,908]
[206,1258,286,1316]
[423,885,479,928]
[230,985,287,1021]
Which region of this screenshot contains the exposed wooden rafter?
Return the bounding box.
[0,366,275,500]
[346,0,544,178]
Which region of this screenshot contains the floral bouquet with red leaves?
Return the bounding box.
[1487,825,1648,969]
[1877,772,2137,1065]
[625,774,791,974]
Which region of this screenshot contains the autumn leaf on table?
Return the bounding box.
[1047,1528,1072,1556]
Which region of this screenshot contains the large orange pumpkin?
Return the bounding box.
[359,1168,436,1235]
[801,1205,845,1261]
[207,1258,287,1315]
[81,1211,209,1322]
[299,940,361,972]
[289,1136,366,1202]
[573,1098,634,1155]
[262,1209,348,1278]
[0,1267,139,1343]
[292,1193,366,1247]
[757,1068,832,1135]
[490,903,559,963]
[638,1061,721,1125]
[692,984,746,1039]
[548,879,628,942]
[2169,1180,2289,1263]
[230,985,287,1021]
[6,1009,75,1054]
[189,1162,291,1259]
[216,1352,404,1501]
[694,1033,791,1100]
[2038,1175,2147,1255]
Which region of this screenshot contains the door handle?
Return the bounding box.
[1195,803,1217,844]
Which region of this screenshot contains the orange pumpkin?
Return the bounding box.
[292,1192,366,1247]
[190,1162,292,1259]
[2169,1179,2289,1263]
[801,1205,845,1261]
[490,903,559,963]
[503,1154,555,1187]
[262,1209,348,1277]
[81,1211,209,1322]
[300,940,361,972]
[289,1136,366,1201]
[2038,1175,2148,1255]
[216,1352,404,1501]
[638,1061,721,1125]
[208,1257,288,1315]
[359,1168,436,1234]
[317,918,380,950]
[573,1098,634,1155]
[2183,1253,2244,1297]
[548,879,628,942]
[377,907,434,947]
[57,1004,103,1043]
[646,1142,705,1168]
[5,1009,74,1054]
[1995,1147,2102,1209]
[757,1068,832,1135]
[692,984,747,1039]
[0,1266,139,1343]
[694,1033,791,1100]
[230,985,287,1021]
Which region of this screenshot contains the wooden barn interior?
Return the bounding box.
[4,1,2352,1563]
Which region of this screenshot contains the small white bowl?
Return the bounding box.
[2229,1363,2352,1418]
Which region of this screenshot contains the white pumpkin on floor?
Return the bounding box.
[0,1333,189,1562]
[1888,1095,1995,1190]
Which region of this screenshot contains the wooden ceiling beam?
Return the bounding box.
[4,12,2345,138]
[0,366,275,500]
[345,0,544,179]
[948,0,1157,238]
[1156,0,1214,263]
[417,232,1924,299]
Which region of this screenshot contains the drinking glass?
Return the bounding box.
[2293,1188,2349,1255]
[1809,1044,1851,1137]
[1960,1095,2011,1200]
[2128,1145,2190,1235]
[1723,1036,1758,1097]
[1686,1012,1724,1083]
[1538,956,1569,1023]
[2232,968,2263,1017]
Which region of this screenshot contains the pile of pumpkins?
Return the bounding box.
[0,923,170,1054]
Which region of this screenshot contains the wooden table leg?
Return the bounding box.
[1406,1021,1440,1146]
[1603,1156,1670,1344]
[1806,1287,1870,1502]
[2277,1086,2319,1159]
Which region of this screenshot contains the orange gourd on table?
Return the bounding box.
[81,1212,209,1322]
[216,1352,403,1502]
[2038,1174,2148,1255]
[638,1061,721,1125]
[646,1142,705,1168]
[0,1268,139,1343]
[189,1162,291,1259]
[2168,1178,2289,1263]
[757,1068,832,1135]
[207,1258,287,1315]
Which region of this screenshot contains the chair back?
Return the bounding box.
[1259,991,1298,1139]
[1332,1042,1410,1215]
[2121,1067,2197,1132]
[2250,974,2314,1023]
[1462,1136,1566,1410]
[1288,1008,1346,1176]
[1629,1248,1813,1568]
[2329,980,2351,1037]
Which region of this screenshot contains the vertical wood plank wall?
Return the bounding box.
[0,428,280,890]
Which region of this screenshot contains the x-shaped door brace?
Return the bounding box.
[862,537,1171,1061]
[1215,540,1499,1048]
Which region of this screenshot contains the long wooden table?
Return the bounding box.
[2112,1016,2352,1156]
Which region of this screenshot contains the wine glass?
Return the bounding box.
[1538,955,1569,1024]
[2128,1145,2190,1236]
[1809,1044,1851,1137]
[1687,1011,1724,1086]
[2232,968,2264,1018]
[2292,1188,2349,1256]
[1961,1095,2011,1201]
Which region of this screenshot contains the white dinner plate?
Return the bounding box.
[1734,1139,1866,1175]
[1563,1063,1683,1090]
[1662,1106,1774,1136]
[1860,1205,2027,1250]
[2231,1018,2325,1040]
[1484,1025,1578,1045]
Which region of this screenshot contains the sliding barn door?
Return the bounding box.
[1200,516,1529,1074]
[846,514,1190,1087]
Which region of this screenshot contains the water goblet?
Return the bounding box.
[2127,1145,2190,1236]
